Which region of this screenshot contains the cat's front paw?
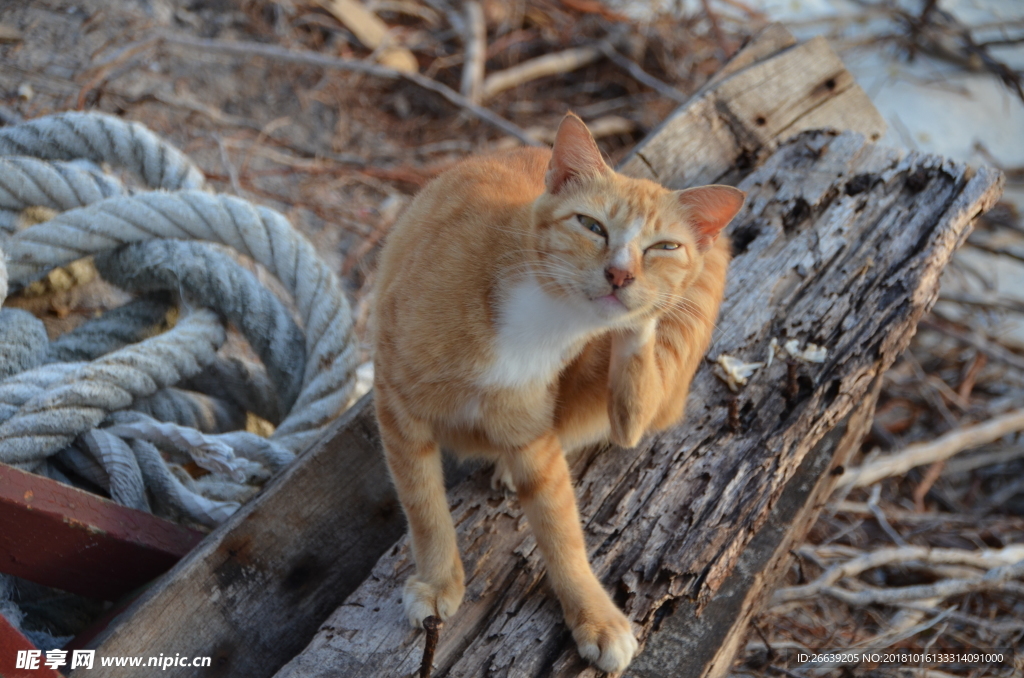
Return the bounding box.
[403,574,465,627]
[570,604,638,674]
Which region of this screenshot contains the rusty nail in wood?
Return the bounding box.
[419,615,442,678]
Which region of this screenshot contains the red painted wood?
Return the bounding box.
[0,613,64,678]
[0,463,205,601]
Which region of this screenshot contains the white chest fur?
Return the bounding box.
[479,276,605,390]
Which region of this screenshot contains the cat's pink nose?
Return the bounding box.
[605,266,634,289]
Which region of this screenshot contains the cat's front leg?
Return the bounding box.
[377,399,465,626]
[504,433,638,673]
[608,317,663,448]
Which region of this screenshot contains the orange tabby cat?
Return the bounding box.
[373,113,743,673]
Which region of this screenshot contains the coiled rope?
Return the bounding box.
[0,112,359,527]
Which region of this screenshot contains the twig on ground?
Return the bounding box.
[560,0,630,22]
[822,559,1024,606]
[966,236,1024,265]
[904,351,958,428]
[480,45,603,102]
[419,616,442,678]
[840,408,1024,488]
[315,0,418,73]
[774,544,1024,605]
[214,135,242,195]
[831,501,982,524]
[850,601,952,649]
[982,476,1024,509]
[160,33,542,146]
[871,0,1024,104]
[942,444,1024,476]
[938,292,1024,315]
[913,459,945,511]
[459,1,486,105]
[957,350,985,400]
[77,36,161,109]
[868,485,909,546]
[598,42,688,102]
[924,316,1024,373]
[701,0,736,58]
[895,602,1024,633]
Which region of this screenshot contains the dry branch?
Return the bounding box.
[773,545,1024,604]
[159,33,541,146]
[920,318,1024,372]
[823,560,1024,606]
[942,444,1024,475]
[459,1,486,104]
[840,408,1024,488]
[598,42,688,103]
[480,46,602,102]
[315,0,418,73]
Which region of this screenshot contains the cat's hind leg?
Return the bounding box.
[504,432,638,673]
[376,398,465,626]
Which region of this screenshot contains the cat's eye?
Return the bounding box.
[576,214,606,238]
[648,241,680,251]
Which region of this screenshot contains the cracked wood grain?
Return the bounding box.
[619,30,885,191]
[273,131,1003,678]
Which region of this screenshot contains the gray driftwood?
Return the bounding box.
[273,131,1002,678]
[77,24,999,678]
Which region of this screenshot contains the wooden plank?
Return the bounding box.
[76,25,808,678]
[628,376,884,678]
[75,396,404,678]
[0,611,65,678]
[697,23,797,94]
[616,21,798,187]
[619,31,886,190]
[0,463,203,601]
[272,137,1003,677]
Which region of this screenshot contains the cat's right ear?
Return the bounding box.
[545,113,607,194]
[676,185,746,252]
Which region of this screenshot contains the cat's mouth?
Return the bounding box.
[592,293,628,313]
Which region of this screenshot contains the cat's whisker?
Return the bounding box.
[654,293,721,333]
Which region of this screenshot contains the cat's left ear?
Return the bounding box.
[545,113,608,194]
[675,185,746,252]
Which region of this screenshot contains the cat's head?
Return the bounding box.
[531,113,745,326]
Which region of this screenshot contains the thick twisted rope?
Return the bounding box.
[0,112,359,528]
[5,190,359,450]
[0,308,47,380]
[96,240,307,416]
[0,112,205,192]
[0,157,127,221]
[0,309,225,465]
[42,294,270,430]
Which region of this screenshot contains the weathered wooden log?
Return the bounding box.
[273,128,1002,677]
[618,28,885,189]
[629,375,883,678]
